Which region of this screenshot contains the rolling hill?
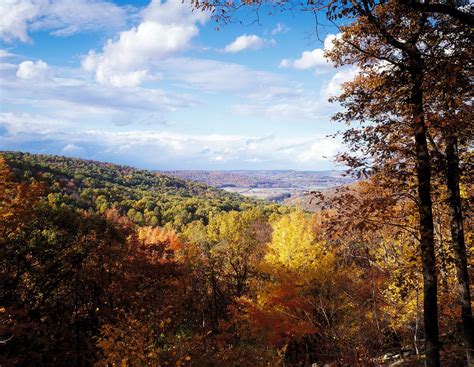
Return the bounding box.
[2,151,276,229]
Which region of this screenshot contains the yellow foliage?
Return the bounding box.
[264,211,334,282]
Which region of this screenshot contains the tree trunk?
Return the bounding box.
[410,59,440,367]
[445,131,474,366]
[358,8,440,363]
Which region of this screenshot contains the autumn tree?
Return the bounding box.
[0,156,188,366]
[422,18,473,362]
[0,156,43,239]
[0,156,44,365]
[241,209,413,365]
[334,11,442,365]
[1,199,124,365]
[187,1,472,364]
[324,9,473,363]
[179,208,270,330]
[95,212,187,366]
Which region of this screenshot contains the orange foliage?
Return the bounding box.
[0,156,43,238]
[239,280,317,348]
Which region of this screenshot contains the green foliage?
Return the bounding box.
[2,151,275,229]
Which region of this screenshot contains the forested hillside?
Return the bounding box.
[0,0,473,364]
[2,151,279,229]
[1,152,471,366]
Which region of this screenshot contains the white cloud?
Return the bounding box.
[100,131,341,168]
[0,0,132,43]
[0,49,13,58]
[1,60,197,124]
[271,23,289,35]
[223,34,268,53]
[0,111,69,134]
[0,110,342,169]
[82,0,209,87]
[323,33,340,51]
[280,48,327,70]
[16,59,51,79]
[0,0,43,42]
[279,33,340,73]
[298,139,340,162]
[32,0,132,37]
[321,66,359,100]
[2,52,349,137]
[232,85,333,122]
[62,143,83,153]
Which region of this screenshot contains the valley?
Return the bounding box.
[162,169,355,203]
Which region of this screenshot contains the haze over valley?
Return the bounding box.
[163,169,355,202]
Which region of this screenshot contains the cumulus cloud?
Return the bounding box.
[0,0,43,42]
[298,139,340,162]
[62,143,83,153]
[16,59,51,79]
[321,66,359,100]
[1,59,197,126]
[280,48,327,70]
[279,33,340,73]
[82,0,209,87]
[0,0,132,43]
[223,34,271,53]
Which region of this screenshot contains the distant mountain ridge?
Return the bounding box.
[161,169,354,189]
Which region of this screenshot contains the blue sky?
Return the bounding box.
[0,0,356,170]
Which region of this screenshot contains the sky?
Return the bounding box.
[0,0,357,170]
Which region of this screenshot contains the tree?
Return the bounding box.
[0,156,43,239]
[188,1,472,364]
[242,209,412,365]
[325,10,473,363]
[192,0,474,28]
[423,20,474,362]
[180,209,270,332]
